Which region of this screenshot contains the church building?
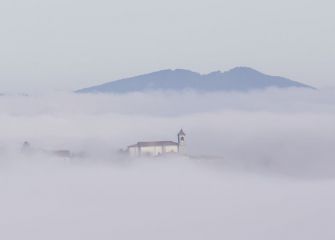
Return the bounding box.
[127,129,186,157]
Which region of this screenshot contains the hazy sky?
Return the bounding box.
[0,0,334,93]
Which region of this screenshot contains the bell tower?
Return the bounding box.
[177,129,186,153]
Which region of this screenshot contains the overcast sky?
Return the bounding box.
[0,0,334,93]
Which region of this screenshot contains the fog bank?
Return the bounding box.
[0,88,334,177]
[1,89,335,239]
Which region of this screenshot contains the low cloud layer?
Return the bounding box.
[1,89,335,239]
[1,88,334,176]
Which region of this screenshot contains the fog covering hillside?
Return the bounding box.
[76,67,314,93]
[1,88,335,240]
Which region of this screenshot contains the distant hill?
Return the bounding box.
[76,67,315,93]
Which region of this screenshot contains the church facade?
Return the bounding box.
[127,129,186,157]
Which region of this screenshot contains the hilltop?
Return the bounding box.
[76,67,314,93]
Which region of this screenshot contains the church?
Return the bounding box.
[127,129,186,157]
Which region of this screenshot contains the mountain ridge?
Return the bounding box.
[76,67,315,93]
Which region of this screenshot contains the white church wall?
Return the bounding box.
[140,146,163,156]
[128,145,179,157]
[164,145,178,154]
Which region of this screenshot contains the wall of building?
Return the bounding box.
[163,145,178,154]
[128,145,179,157]
[140,146,163,156]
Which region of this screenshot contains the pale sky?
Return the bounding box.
[0,0,334,93]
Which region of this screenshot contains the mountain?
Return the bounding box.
[76,67,315,93]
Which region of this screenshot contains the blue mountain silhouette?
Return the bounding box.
[76,67,314,93]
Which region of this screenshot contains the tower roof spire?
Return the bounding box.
[178,129,186,136]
